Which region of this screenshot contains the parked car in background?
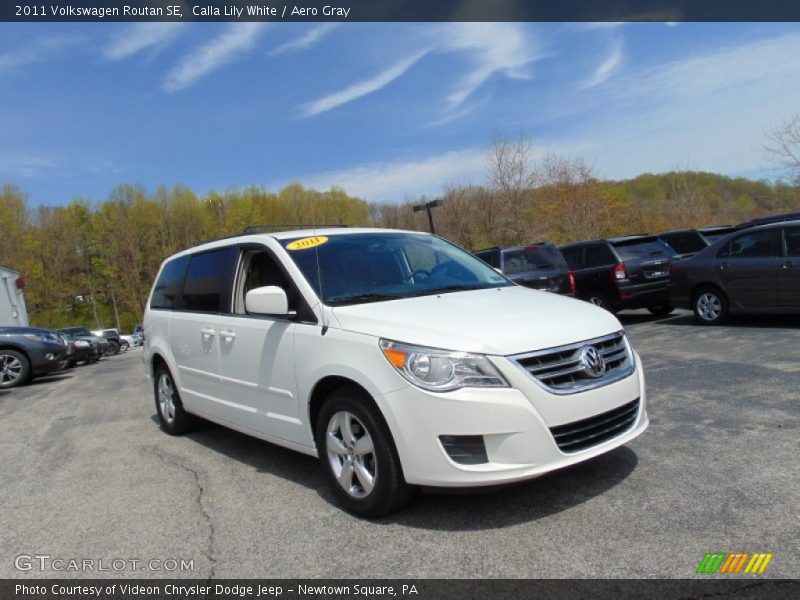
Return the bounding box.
[737,211,800,229]
[120,333,141,349]
[59,330,101,366]
[0,265,28,327]
[90,328,123,354]
[474,244,575,296]
[698,225,739,244]
[144,228,648,516]
[657,229,710,259]
[0,327,68,388]
[133,323,144,341]
[58,326,113,356]
[671,220,800,324]
[560,235,676,315]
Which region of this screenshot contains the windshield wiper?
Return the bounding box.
[329,293,399,306]
[408,283,498,297]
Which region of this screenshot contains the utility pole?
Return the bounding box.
[412,198,443,234]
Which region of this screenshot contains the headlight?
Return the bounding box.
[379,339,508,392]
[74,340,89,348]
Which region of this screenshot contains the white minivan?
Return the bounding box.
[143,228,648,516]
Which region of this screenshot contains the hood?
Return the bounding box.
[331,286,622,355]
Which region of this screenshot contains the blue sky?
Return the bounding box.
[1,21,800,206]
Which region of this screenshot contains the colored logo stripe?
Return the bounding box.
[697,552,773,574]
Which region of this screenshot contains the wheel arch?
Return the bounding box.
[691,281,727,305]
[308,375,377,441]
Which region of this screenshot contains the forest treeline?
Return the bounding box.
[1,140,798,331]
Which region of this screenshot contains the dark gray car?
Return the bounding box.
[670,220,800,324]
[474,244,575,296]
[0,327,68,388]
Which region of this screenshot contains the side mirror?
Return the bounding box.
[245,286,291,317]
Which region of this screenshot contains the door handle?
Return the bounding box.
[220,330,237,339]
[200,327,216,337]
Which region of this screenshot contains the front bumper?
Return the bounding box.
[30,343,68,375]
[380,351,647,487]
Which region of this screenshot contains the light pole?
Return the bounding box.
[412,198,443,234]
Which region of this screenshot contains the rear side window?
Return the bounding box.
[475,250,500,269]
[181,248,237,313]
[503,246,566,274]
[560,246,584,269]
[150,256,189,310]
[783,227,800,257]
[584,244,617,268]
[718,230,779,259]
[661,232,707,255]
[613,239,674,261]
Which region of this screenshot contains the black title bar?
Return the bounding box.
[4,0,800,22]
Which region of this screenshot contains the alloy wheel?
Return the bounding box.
[158,373,176,424]
[697,292,722,321]
[326,411,377,499]
[0,354,23,386]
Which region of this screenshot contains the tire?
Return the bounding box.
[106,341,120,356]
[693,286,728,325]
[586,292,615,312]
[65,358,77,369]
[647,304,674,316]
[315,386,414,518]
[120,341,129,352]
[0,349,31,389]
[153,364,195,435]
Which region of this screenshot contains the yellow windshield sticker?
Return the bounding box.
[286,236,328,251]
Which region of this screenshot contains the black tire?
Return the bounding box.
[693,286,729,325]
[120,341,129,352]
[106,341,120,356]
[586,292,615,313]
[0,349,31,389]
[65,358,77,369]
[647,304,674,316]
[153,364,195,435]
[315,386,414,518]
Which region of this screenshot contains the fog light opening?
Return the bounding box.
[439,435,488,465]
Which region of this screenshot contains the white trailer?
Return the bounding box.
[0,265,28,327]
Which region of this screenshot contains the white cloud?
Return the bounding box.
[0,153,58,178]
[560,33,800,180]
[583,38,623,88]
[163,23,267,92]
[0,35,84,73]
[104,23,185,61]
[300,149,487,201]
[269,23,338,56]
[438,23,542,108]
[298,49,429,117]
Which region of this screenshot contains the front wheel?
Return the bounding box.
[316,387,414,517]
[0,350,31,389]
[693,287,728,325]
[120,341,129,352]
[647,304,674,316]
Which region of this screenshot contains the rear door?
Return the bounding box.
[215,246,304,443]
[714,229,780,308]
[169,247,237,419]
[779,226,800,307]
[578,243,618,300]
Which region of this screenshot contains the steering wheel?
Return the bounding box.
[405,269,431,281]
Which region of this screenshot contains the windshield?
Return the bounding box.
[281,232,512,305]
[503,246,566,274]
[612,238,675,261]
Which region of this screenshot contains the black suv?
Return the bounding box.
[59,326,116,355]
[657,229,710,259]
[560,235,676,314]
[474,244,575,296]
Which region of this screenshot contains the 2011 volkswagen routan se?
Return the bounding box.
[143,228,648,516]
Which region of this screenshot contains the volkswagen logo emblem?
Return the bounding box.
[579,345,606,378]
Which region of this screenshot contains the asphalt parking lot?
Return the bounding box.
[1,311,798,579]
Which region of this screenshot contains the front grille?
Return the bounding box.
[550,398,640,453]
[510,331,634,394]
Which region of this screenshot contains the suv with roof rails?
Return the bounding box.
[657,229,710,259]
[143,228,648,516]
[474,243,575,296]
[560,235,676,315]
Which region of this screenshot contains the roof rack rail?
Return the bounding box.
[241,224,349,234]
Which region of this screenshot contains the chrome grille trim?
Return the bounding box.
[509,331,635,395]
